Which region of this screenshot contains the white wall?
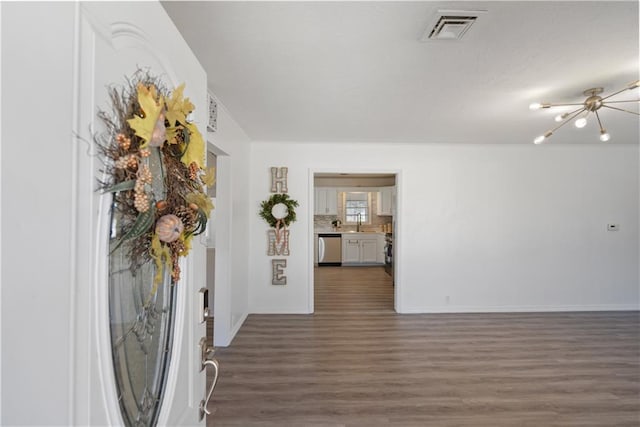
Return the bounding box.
[1,2,77,424]
[207,104,251,345]
[248,142,639,314]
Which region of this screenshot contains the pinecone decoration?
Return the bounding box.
[173,205,197,233]
[169,238,186,282]
[189,162,199,180]
[171,259,181,283]
[170,239,187,256]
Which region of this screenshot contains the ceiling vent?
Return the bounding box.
[421,9,486,41]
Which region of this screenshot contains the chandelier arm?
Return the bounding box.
[547,107,587,134]
[546,102,585,107]
[594,110,605,132]
[601,105,640,116]
[601,87,631,101]
[564,106,586,116]
[602,99,640,104]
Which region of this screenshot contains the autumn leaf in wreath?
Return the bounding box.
[127,83,165,147]
[181,122,205,168]
[164,83,195,127]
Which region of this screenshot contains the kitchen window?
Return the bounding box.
[344,192,371,224]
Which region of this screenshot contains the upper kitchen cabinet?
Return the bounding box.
[377,187,395,216]
[315,188,338,215]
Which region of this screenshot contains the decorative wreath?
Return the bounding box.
[95,70,214,285]
[259,193,299,228]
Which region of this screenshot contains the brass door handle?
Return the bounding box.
[198,337,220,420]
[199,359,220,419]
[200,359,220,416]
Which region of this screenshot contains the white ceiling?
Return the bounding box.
[163,1,639,145]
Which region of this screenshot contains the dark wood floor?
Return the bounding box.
[207,266,640,426]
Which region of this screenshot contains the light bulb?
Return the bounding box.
[529,103,543,110]
[554,113,568,122]
[574,117,587,128]
[600,130,610,142]
[534,131,553,144]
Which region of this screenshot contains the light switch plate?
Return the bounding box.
[607,224,619,231]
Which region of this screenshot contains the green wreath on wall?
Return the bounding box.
[259,193,299,228]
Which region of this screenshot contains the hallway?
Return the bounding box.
[207,268,639,426]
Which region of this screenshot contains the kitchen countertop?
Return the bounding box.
[315,231,385,235]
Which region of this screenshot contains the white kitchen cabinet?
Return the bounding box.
[376,234,386,263]
[315,188,338,215]
[343,238,361,263]
[342,234,384,264]
[377,187,394,216]
[361,239,378,263]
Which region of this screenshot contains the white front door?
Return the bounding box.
[73,3,207,425]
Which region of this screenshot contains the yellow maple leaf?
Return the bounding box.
[149,234,172,287]
[181,122,205,168]
[165,83,195,127]
[181,234,193,257]
[127,83,164,148]
[165,126,180,145]
[186,192,214,218]
[201,167,216,187]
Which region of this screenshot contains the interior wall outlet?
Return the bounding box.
[607,224,619,231]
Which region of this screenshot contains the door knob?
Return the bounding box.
[198,337,220,420]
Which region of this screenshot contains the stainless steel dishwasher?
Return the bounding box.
[318,233,342,266]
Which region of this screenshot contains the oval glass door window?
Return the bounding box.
[109,201,176,427]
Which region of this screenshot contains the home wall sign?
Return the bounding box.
[271,259,287,286]
[268,230,290,256]
[270,167,288,193]
[259,167,298,285]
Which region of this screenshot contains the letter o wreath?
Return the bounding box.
[259,193,299,228]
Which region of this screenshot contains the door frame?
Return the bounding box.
[307,168,403,313]
[206,142,234,347]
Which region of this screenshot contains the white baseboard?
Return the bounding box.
[398,303,640,314]
[228,312,248,343]
[249,308,314,314]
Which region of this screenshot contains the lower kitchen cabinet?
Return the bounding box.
[342,234,384,265]
[343,239,361,263]
[361,239,378,263]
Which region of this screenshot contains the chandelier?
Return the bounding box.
[530,80,639,144]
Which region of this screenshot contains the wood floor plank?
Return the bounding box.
[207,266,640,426]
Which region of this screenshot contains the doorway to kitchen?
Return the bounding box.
[314,266,393,313]
[311,172,399,314]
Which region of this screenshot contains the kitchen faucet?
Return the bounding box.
[356,212,362,232]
